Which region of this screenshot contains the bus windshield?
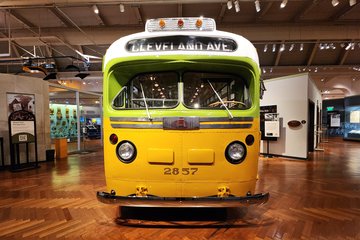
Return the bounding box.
[112,71,251,110]
[183,72,251,109]
[113,72,179,109]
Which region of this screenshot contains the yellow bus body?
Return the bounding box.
[104,118,260,198]
[97,17,269,207]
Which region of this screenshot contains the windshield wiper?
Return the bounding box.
[140,82,152,121]
[207,80,233,120]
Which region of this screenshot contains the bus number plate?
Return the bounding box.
[164,168,198,175]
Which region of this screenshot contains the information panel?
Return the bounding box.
[8,110,36,144]
[264,113,280,138]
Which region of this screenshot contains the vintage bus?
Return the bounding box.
[97,17,269,207]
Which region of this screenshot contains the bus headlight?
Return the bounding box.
[225,141,247,164]
[116,141,136,163]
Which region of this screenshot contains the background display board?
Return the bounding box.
[264,113,280,138]
[9,110,36,144]
[330,113,341,127]
[7,93,35,116]
[260,105,279,140]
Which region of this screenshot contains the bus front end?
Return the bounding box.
[97,18,269,207]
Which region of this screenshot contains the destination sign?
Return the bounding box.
[126,36,237,53]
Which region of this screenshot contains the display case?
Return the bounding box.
[344,96,360,141]
[49,104,79,139]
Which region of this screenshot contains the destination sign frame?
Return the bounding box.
[126,35,237,53]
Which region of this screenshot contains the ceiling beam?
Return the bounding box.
[91,4,106,26]
[256,2,273,21]
[50,7,74,27]
[52,6,97,45]
[133,5,143,25]
[292,0,320,22]
[307,40,320,66]
[337,40,354,65]
[331,2,360,21]
[217,3,226,23]
[11,42,20,57]
[0,0,311,8]
[8,9,36,29]
[274,40,285,66]
[177,3,182,17]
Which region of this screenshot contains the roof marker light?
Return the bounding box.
[178,19,184,28]
[195,18,203,28]
[159,19,165,29]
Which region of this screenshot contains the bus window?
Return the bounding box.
[183,72,252,109]
[112,72,179,109]
[112,86,127,108]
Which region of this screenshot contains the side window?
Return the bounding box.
[112,86,127,108]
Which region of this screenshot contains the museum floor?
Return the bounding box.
[0,137,359,239]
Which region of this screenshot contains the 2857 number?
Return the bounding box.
[164,168,198,175]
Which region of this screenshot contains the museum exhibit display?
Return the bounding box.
[344,95,360,141]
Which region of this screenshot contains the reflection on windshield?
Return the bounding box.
[113,72,179,109]
[183,72,251,109]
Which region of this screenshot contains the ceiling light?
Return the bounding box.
[264,44,268,52]
[92,5,99,14]
[331,0,339,7]
[119,4,125,13]
[280,0,288,8]
[300,43,304,51]
[280,43,285,52]
[255,0,261,12]
[227,0,233,9]
[349,0,357,6]
[272,44,276,52]
[22,65,47,75]
[345,43,353,50]
[234,0,240,12]
[289,43,294,51]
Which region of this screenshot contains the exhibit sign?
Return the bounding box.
[264,113,280,138]
[8,110,36,144]
[330,113,341,127]
[260,105,279,140]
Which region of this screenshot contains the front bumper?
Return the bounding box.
[97,191,269,207]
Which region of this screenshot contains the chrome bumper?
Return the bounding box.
[97,191,269,208]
